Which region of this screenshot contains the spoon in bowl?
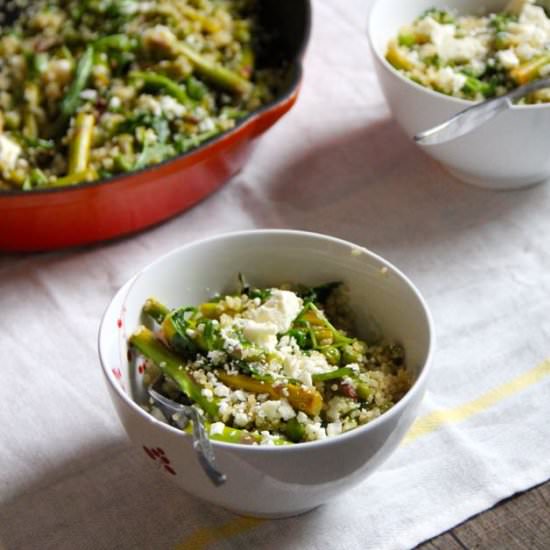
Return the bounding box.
[414,76,550,146]
[147,385,227,487]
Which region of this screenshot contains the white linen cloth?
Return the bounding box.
[1,1,550,549]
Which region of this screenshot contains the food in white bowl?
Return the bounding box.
[387,1,550,103]
[130,278,411,445]
[98,230,433,518]
[368,0,550,190]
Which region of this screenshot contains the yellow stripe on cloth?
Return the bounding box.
[175,517,265,550]
[404,359,550,445]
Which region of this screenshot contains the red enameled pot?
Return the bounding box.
[0,1,311,252]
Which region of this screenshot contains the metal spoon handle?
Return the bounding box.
[189,408,227,487]
[415,76,550,146]
[147,387,227,486]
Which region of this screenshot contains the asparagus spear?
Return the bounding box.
[161,308,221,357]
[129,71,194,107]
[50,168,97,187]
[22,110,38,140]
[132,326,293,445]
[68,112,95,175]
[198,423,291,445]
[386,41,415,71]
[176,42,253,95]
[142,26,251,95]
[284,417,305,443]
[130,326,219,419]
[291,302,353,350]
[22,82,41,140]
[60,46,94,119]
[510,54,550,85]
[311,367,355,383]
[217,372,323,417]
[462,75,494,98]
[94,34,137,52]
[48,46,94,138]
[179,5,222,33]
[143,298,171,324]
[356,383,373,401]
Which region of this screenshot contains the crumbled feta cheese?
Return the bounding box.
[199,118,216,132]
[210,422,225,436]
[434,67,467,95]
[207,350,227,366]
[137,94,162,116]
[259,400,280,421]
[304,422,326,441]
[418,16,487,64]
[281,350,332,387]
[237,290,303,351]
[234,412,249,427]
[519,4,550,29]
[0,135,21,171]
[247,289,303,333]
[160,95,186,118]
[469,59,487,77]
[201,388,213,400]
[233,390,247,402]
[238,318,278,352]
[80,89,98,101]
[278,400,296,421]
[109,96,122,110]
[326,396,360,422]
[260,430,278,445]
[327,421,343,437]
[497,49,520,69]
[515,42,537,61]
[219,400,232,418]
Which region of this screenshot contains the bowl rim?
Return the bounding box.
[0,0,312,198]
[98,229,435,453]
[366,0,550,112]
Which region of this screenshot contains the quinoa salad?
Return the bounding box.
[386,0,550,103]
[129,277,411,445]
[0,0,283,191]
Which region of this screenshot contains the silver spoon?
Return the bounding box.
[414,76,550,146]
[147,386,227,487]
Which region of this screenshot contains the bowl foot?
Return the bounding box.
[225,504,322,520]
[445,167,549,191]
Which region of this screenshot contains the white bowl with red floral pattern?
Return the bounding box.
[98,230,434,518]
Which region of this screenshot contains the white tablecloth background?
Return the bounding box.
[2,1,550,549]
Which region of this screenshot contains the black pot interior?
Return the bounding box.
[258,0,311,67]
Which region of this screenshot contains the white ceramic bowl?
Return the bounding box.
[98,230,434,518]
[368,0,550,190]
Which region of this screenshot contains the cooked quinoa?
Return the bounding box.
[386,0,550,103]
[130,279,411,445]
[0,0,283,191]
